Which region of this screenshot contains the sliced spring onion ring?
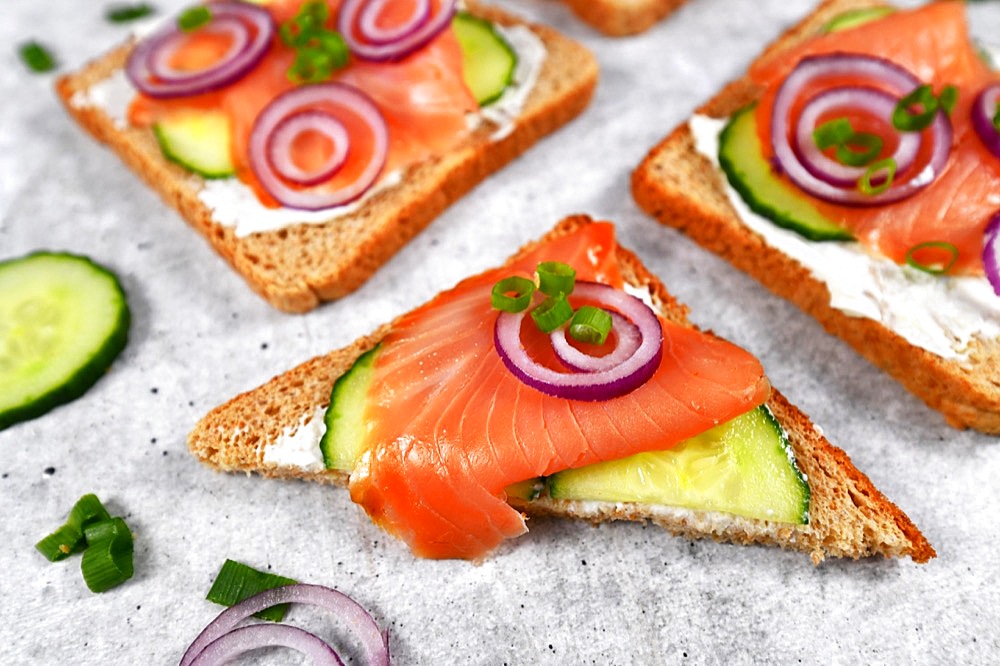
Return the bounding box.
[568,305,613,345]
[338,0,457,62]
[125,1,274,99]
[495,281,663,401]
[813,117,882,167]
[35,524,84,562]
[905,241,959,274]
[178,6,212,32]
[553,308,640,373]
[771,53,952,205]
[248,83,389,210]
[537,261,576,296]
[892,85,942,132]
[179,584,390,666]
[972,83,1000,158]
[80,523,134,593]
[984,213,1000,296]
[530,294,574,333]
[859,158,897,195]
[187,624,344,666]
[206,559,298,623]
[266,110,351,186]
[491,276,535,312]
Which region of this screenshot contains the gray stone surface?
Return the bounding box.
[2,0,998,663]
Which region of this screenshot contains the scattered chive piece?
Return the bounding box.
[859,158,896,195]
[569,306,612,345]
[892,85,940,132]
[35,524,85,562]
[106,3,155,23]
[530,294,574,333]
[905,241,959,275]
[19,41,57,73]
[813,117,854,149]
[491,276,535,313]
[814,118,882,167]
[536,261,576,297]
[83,517,130,545]
[207,559,298,622]
[67,493,112,532]
[939,85,958,116]
[81,526,134,593]
[178,5,212,32]
[280,0,349,84]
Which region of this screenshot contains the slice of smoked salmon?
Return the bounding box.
[750,2,1000,274]
[348,222,771,559]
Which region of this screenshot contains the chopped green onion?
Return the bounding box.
[178,5,212,32]
[530,294,574,333]
[905,241,959,275]
[939,85,958,116]
[569,306,612,345]
[19,41,56,73]
[813,118,854,149]
[105,3,155,23]
[207,559,298,622]
[491,276,535,313]
[83,517,130,545]
[67,493,112,532]
[35,524,85,562]
[81,526,134,593]
[536,261,576,297]
[280,0,349,84]
[892,85,940,132]
[993,102,1000,132]
[859,158,896,195]
[814,118,882,166]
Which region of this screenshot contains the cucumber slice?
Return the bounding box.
[321,345,379,471]
[153,110,235,179]
[719,104,855,242]
[453,12,517,106]
[0,253,130,430]
[547,406,810,525]
[821,6,895,33]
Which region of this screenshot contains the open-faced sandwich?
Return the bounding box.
[57,0,598,312]
[632,0,1000,433]
[189,216,934,564]
[557,0,690,36]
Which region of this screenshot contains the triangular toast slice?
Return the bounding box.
[189,215,933,564]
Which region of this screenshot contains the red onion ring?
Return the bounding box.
[266,110,351,187]
[338,0,457,62]
[550,309,641,374]
[494,282,663,401]
[126,2,274,99]
[794,86,920,187]
[771,53,953,206]
[187,624,344,666]
[972,83,1000,159]
[179,584,390,666]
[984,212,1000,296]
[358,0,431,45]
[248,83,389,210]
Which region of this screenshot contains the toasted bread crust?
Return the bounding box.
[55,4,598,313]
[559,0,689,36]
[631,0,1000,434]
[188,215,934,563]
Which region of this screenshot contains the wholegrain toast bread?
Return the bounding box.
[55,3,598,313]
[631,0,1000,434]
[188,215,935,564]
[558,0,689,36]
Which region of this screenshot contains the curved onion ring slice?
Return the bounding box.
[972,83,1000,159]
[339,0,457,62]
[984,212,1000,296]
[266,110,351,187]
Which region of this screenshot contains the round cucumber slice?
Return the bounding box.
[153,110,235,179]
[453,12,517,106]
[0,252,130,430]
[547,405,810,525]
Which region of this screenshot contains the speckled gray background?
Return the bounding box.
[2,0,999,663]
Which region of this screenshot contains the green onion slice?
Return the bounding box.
[993,102,1000,132]
[892,85,940,132]
[280,0,348,84]
[813,117,854,149]
[83,517,130,545]
[813,118,882,166]
[178,5,212,32]
[81,527,134,593]
[531,294,574,333]
[67,493,112,532]
[105,3,155,23]
[19,41,56,73]
[859,158,897,195]
[939,85,958,116]
[207,559,298,622]
[491,276,535,313]
[536,261,576,297]
[35,524,85,562]
[905,241,959,275]
[569,306,613,345]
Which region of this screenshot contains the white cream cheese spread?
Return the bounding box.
[688,113,1000,362]
[261,405,327,472]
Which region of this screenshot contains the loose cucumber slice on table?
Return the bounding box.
[153,110,235,179]
[719,104,854,242]
[453,12,517,106]
[548,405,810,525]
[0,253,130,430]
[322,347,810,524]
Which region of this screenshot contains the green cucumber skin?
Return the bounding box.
[718,104,855,243]
[822,6,895,33]
[453,11,517,107]
[152,118,235,180]
[321,344,380,471]
[0,252,130,431]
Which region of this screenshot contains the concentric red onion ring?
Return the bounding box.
[266,110,351,186]
[187,624,344,666]
[125,2,274,99]
[550,304,641,373]
[972,83,1000,158]
[358,0,431,45]
[248,83,389,210]
[984,212,1000,297]
[179,584,390,666]
[794,86,920,187]
[338,0,457,62]
[495,282,663,401]
[771,53,953,206]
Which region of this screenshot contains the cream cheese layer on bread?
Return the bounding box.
[689,113,1000,362]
